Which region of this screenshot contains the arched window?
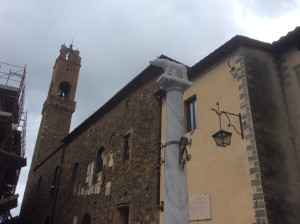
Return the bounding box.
[57,82,70,99]
[36,176,42,194]
[97,147,105,172]
[50,166,59,197]
[81,213,91,224]
[72,162,79,182]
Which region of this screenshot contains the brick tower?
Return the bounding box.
[32,44,81,166]
[20,44,81,224]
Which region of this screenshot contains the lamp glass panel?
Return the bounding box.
[212,130,232,147]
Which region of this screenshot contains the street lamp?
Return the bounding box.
[211,102,244,147]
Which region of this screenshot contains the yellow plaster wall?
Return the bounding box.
[160,53,254,223]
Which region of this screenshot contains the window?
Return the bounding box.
[50,166,59,196]
[57,82,70,98]
[123,134,131,161]
[97,147,105,172]
[72,163,79,182]
[115,206,129,224]
[36,176,42,194]
[81,213,91,224]
[185,96,198,132]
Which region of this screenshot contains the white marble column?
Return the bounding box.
[157,74,192,224]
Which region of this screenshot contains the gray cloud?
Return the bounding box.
[238,0,300,18]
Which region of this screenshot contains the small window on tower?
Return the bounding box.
[50,166,59,197]
[58,82,70,99]
[72,163,79,182]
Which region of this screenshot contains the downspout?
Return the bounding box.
[52,144,66,223]
[154,90,164,211]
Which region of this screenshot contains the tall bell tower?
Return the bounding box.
[32,43,81,166]
[20,44,81,223]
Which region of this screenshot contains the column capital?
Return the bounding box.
[157,73,192,93]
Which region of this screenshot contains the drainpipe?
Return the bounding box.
[154,90,164,211]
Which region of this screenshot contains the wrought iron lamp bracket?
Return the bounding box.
[221,111,244,139]
[211,102,244,139]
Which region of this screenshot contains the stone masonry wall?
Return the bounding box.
[233,48,268,224]
[243,47,299,224]
[20,148,64,224]
[53,72,162,224]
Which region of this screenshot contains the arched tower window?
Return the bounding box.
[72,162,79,182]
[36,176,42,194]
[57,82,70,99]
[50,166,59,196]
[97,147,105,172]
[66,51,71,60]
[81,213,91,224]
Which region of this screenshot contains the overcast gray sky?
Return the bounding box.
[1,0,299,216]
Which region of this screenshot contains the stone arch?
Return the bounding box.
[57,81,71,99]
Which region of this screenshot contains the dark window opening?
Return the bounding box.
[57,82,70,99]
[72,163,79,182]
[50,166,59,197]
[97,147,105,172]
[81,213,91,224]
[115,206,129,224]
[123,134,130,161]
[44,216,51,224]
[185,96,198,132]
[36,176,42,194]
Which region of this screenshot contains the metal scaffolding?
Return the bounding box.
[0,62,27,223]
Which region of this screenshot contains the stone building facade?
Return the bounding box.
[20,44,165,223]
[20,27,300,224]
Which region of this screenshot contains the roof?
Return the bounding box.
[63,27,300,144]
[188,26,300,80]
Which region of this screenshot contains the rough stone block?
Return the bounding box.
[235,57,244,64]
[245,133,254,140]
[255,209,266,217]
[250,166,259,174]
[253,192,263,200]
[251,179,261,186]
[247,144,255,151]
[237,74,245,81]
[248,155,257,162]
